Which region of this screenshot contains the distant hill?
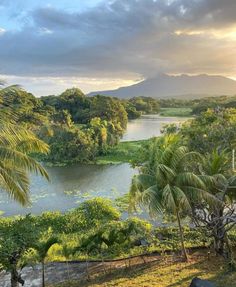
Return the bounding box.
[88,74,236,99]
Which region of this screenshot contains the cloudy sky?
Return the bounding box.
[0,0,236,96]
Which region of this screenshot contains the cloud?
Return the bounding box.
[0,74,139,96]
[0,28,5,34]
[0,0,236,89]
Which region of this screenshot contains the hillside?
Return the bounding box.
[88,74,236,99]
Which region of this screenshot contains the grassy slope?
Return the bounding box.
[96,140,147,164]
[52,251,236,287]
[159,107,192,117]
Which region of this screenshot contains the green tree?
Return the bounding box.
[193,150,236,262]
[181,108,236,154]
[90,95,128,136]
[0,87,49,205]
[65,198,121,233]
[42,124,96,164]
[51,110,73,128]
[129,138,211,261]
[0,215,39,287]
[0,85,50,127]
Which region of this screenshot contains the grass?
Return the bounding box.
[159,107,192,117]
[96,140,147,164]
[52,250,236,287]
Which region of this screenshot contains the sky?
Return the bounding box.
[0,0,236,96]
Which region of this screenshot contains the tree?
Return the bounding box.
[0,86,49,205]
[192,150,236,263]
[60,244,74,282]
[34,237,60,287]
[129,137,212,261]
[181,108,236,154]
[41,124,96,164]
[90,95,128,136]
[0,85,50,127]
[130,97,160,114]
[41,88,90,123]
[65,198,121,233]
[0,215,39,287]
[51,110,73,128]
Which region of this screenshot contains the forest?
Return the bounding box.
[0,86,160,165]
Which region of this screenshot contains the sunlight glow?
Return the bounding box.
[175,26,236,41]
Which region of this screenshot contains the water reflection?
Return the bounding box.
[0,164,137,216]
[122,115,189,141]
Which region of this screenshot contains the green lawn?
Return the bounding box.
[52,250,236,287]
[96,140,147,164]
[159,107,192,117]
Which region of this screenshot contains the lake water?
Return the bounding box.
[122,115,189,141]
[0,115,189,216]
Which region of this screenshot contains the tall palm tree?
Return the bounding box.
[0,86,49,205]
[130,140,213,261]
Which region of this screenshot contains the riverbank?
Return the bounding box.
[0,115,191,216]
[96,140,147,164]
[159,107,193,117]
[43,113,191,166]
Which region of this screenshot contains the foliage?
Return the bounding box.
[96,140,147,164]
[40,124,97,164]
[64,198,121,233]
[180,108,236,153]
[0,86,51,128]
[76,218,152,258]
[129,136,215,261]
[0,86,49,205]
[159,107,192,117]
[0,198,220,266]
[128,97,160,115]
[0,215,40,286]
[192,150,236,260]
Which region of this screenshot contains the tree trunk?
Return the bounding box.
[225,234,236,270]
[11,268,19,287]
[212,207,227,258]
[213,236,225,257]
[42,261,45,287]
[176,211,188,262]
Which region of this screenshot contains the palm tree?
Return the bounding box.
[61,244,74,282]
[34,237,59,287]
[130,140,213,262]
[0,86,49,205]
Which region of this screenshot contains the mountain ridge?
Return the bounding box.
[88,74,236,99]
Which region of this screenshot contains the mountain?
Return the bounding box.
[88,74,236,99]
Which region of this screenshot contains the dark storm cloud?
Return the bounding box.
[0,0,236,78]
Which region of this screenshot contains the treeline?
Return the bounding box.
[159,95,236,115]
[0,87,160,164]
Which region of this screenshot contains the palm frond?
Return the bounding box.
[0,165,30,205]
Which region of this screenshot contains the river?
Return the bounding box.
[0,115,189,216]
